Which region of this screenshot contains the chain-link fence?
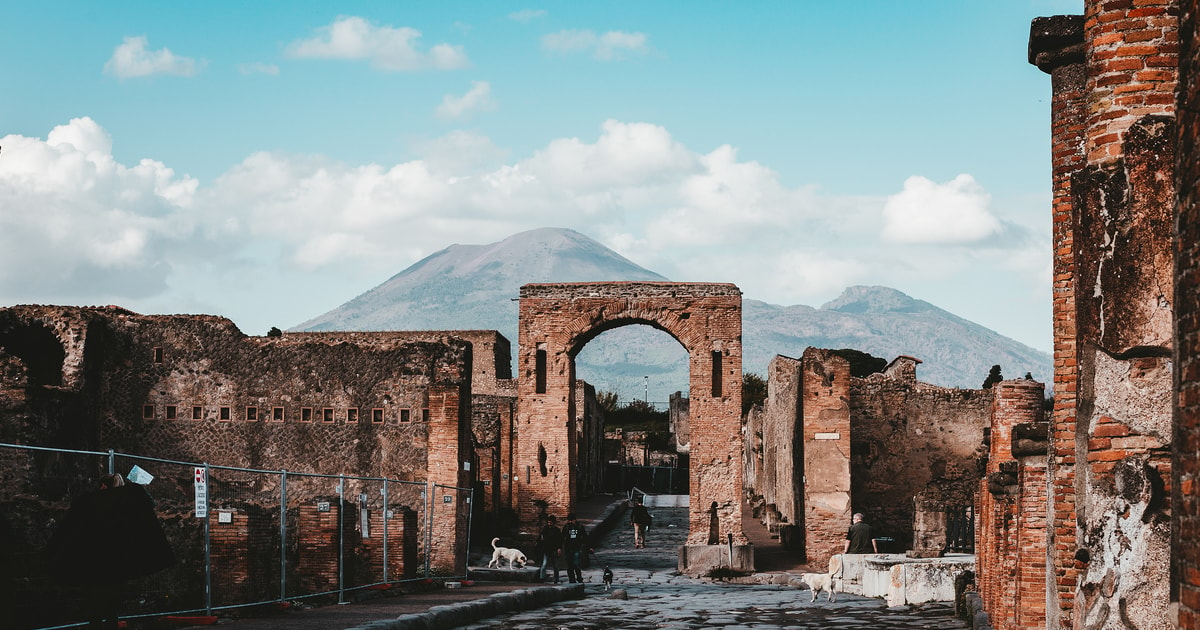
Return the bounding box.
[0,442,471,630]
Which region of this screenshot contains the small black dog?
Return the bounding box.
[602,565,614,591]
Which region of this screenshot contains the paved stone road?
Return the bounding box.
[460,505,970,629]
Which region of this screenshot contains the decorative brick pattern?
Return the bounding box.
[517,282,744,545]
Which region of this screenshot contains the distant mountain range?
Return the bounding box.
[294,228,1051,403]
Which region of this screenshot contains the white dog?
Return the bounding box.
[802,554,842,602]
[487,537,528,569]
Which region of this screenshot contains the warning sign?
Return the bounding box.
[194,467,208,518]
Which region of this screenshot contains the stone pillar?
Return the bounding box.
[800,348,851,570]
[1176,0,1200,624]
[1030,15,1087,627]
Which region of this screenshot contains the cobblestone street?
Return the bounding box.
[459,505,970,630]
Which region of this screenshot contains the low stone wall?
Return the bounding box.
[835,553,974,606]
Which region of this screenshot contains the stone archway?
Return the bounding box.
[516,282,747,552]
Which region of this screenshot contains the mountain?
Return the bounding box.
[294,228,1052,402]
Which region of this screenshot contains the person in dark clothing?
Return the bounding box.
[537,514,562,583]
[560,513,592,584]
[843,512,878,554]
[47,473,175,630]
[630,498,652,549]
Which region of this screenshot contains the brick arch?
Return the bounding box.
[517,282,746,546]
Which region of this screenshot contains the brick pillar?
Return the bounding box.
[297,498,355,594]
[1176,0,1200,623]
[800,348,851,570]
[1071,2,1178,627]
[426,383,472,575]
[209,508,274,606]
[1030,15,1088,626]
[360,505,417,582]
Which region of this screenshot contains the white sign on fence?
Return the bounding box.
[194,467,208,518]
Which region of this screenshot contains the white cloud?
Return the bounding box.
[237,62,280,76]
[0,118,199,300]
[881,174,1003,244]
[542,29,649,60]
[509,9,547,23]
[103,36,202,79]
[286,16,468,71]
[0,118,1047,348]
[436,81,497,120]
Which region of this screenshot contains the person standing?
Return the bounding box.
[843,512,878,554]
[630,498,652,549]
[48,473,175,629]
[560,513,591,584]
[536,514,562,583]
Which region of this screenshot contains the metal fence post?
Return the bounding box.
[204,462,212,617]
[107,449,115,475]
[381,479,389,584]
[337,475,346,604]
[424,482,433,578]
[279,470,288,602]
[465,487,474,575]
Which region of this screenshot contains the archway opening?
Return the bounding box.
[574,324,690,496]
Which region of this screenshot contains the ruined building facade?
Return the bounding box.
[744,349,997,571]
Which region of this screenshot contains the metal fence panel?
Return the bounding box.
[0,443,463,630]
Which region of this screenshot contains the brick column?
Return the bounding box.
[1175,0,1200,623]
[426,383,472,575]
[297,498,356,594]
[1030,15,1087,627]
[800,348,851,570]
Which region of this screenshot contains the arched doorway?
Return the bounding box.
[516,282,746,550]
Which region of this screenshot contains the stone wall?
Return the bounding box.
[849,357,992,552]
[745,350,993,569]
[0,305,477,575]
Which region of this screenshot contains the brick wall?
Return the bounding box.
[1030,14,1088,627]
[800,348,851,568]
[517,282,745,545]
[975,379,1046,630]
[1026,4,1177,627]
[1177,0,1200,624]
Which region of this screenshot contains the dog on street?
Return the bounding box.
[487,537,528,569]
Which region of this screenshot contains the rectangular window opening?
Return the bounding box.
[322,408,334,423]
[422,408,430,422]
[246,406,258,422]
[400,408,411,423]
[165,405,177,420]
[347,408,359,423]
[272,407,284,422]
[301,407,313,423]
[142,405,155,420]
[711,351,723,398]
[372,408,384,423]
[153,347,164,364]
[535,349,547,394]
[192,406,203,420]
[219,406,231,421]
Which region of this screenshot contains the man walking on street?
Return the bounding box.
[561,513,591,584]
[630,497,652,549]
[537,514,562,583]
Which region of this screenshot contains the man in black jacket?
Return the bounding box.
[537,514,562,583]
[560,513,591,584]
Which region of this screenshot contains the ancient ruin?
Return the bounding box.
[516,282,747,572]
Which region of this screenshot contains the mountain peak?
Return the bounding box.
[820,285,930,315]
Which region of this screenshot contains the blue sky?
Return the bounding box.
[2,1,1081,352]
